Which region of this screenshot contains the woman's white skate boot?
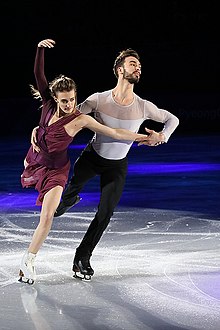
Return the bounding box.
[19,251,36,285]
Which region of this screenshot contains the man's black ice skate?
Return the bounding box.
[54,195,81,217]
[72,255,94,280]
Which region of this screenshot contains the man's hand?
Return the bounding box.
[31,126,40,153]
[137,128,166,146]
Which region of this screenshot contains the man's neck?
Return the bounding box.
[112,81,134,106]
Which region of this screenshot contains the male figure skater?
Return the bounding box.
[32,48,179,280]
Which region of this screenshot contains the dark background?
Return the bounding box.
[1,0,219,138]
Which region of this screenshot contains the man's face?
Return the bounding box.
[121,56,141,84]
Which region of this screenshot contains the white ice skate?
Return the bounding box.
[18,251,37,285]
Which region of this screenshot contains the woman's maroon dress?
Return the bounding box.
[21,46,81,205]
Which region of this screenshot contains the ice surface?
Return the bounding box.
[1,207,220,330]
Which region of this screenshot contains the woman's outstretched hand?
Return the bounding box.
[38,39,56,48]
[137,128,166,146]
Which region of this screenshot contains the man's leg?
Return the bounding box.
[73,157,128,277]
[55,147,97,217]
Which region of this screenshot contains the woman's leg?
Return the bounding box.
[19,186,63,283]
[28,185,63,253]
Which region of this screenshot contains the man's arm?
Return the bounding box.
[145,101,179,142]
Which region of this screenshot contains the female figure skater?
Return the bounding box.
[19,39,149,284]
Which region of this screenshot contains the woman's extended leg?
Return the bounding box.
[19,186,63,284]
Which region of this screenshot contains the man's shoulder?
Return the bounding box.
[134,92,145,101]
[87,90,112,99]
[134,93,147,106]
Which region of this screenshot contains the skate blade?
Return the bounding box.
[73,272,92,281]
[18,270,35,285]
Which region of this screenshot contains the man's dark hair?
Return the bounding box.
[113,49,140,78]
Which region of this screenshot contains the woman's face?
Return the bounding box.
[55,90,76,114]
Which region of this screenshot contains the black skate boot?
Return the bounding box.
[72,254,94,280]
[54,195,81,217]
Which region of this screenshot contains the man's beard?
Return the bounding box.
[123,70,140,84]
